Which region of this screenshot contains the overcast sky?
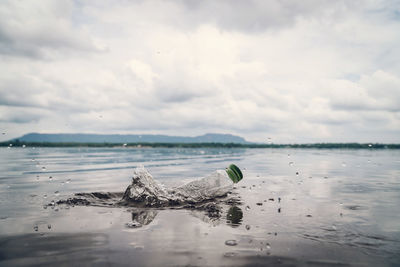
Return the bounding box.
[0,0,399,143]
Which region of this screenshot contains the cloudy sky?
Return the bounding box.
[0,0,399,143]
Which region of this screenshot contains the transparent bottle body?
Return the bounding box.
[122,167,233,206]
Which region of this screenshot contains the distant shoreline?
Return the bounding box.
[1,141,399,149]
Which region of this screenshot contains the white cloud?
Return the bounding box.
[0,0,103,58]
[0,0,399,143]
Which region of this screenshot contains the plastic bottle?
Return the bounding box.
[122,165,242,207]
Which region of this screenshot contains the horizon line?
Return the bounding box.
[1,141,399,149]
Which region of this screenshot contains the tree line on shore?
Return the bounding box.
[1,140,399,149]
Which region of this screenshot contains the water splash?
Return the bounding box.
[57,167,238,209]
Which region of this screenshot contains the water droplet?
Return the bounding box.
[123,143,127,147]
[266,243,271,250]
[278,197,281,203]
[126,222,142,228]
[54,208,59,212]
[295,172,299,176]
[246,206,251,211]
[43,194,47,199]
[9,144,12,147]
[225,240,238,246]
[22,145,26,148]
[332,225,337,230]
[49,176,52,181]
[33,225,38,231]
[42,167,46,171]
[341,162,346,167]
[289,162,294,166]
[47,224,51,229]
[54,191,59,196]
[43,205,48,209]
[66,179,71,184]
[245,225,251,230]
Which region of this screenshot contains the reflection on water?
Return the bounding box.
[131,210,158,225]
[226,206,243,227]
[125,204,246,229]
[126,209,158,228]
[0,233,110,266]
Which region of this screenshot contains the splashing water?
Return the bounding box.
[57,166,239,208]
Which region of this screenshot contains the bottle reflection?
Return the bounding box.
[126,205,244,228]
[126,210,158,228]
[226,206,243,227]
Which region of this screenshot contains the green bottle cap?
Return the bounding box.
[226,164,243,183]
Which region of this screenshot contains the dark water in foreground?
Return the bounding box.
[0,147,399,266]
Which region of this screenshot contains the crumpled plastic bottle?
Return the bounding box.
[122,167,234,207]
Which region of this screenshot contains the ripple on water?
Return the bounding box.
[225,240,238,246]
[302,225,399,258]
[224,252,238,257]
[125,222,142,228]
[344,205,368,211]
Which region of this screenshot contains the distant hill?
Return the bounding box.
[15,133,250,144]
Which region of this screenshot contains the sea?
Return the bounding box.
[0,147,399,266]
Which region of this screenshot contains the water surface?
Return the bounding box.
[0,147,399,266]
